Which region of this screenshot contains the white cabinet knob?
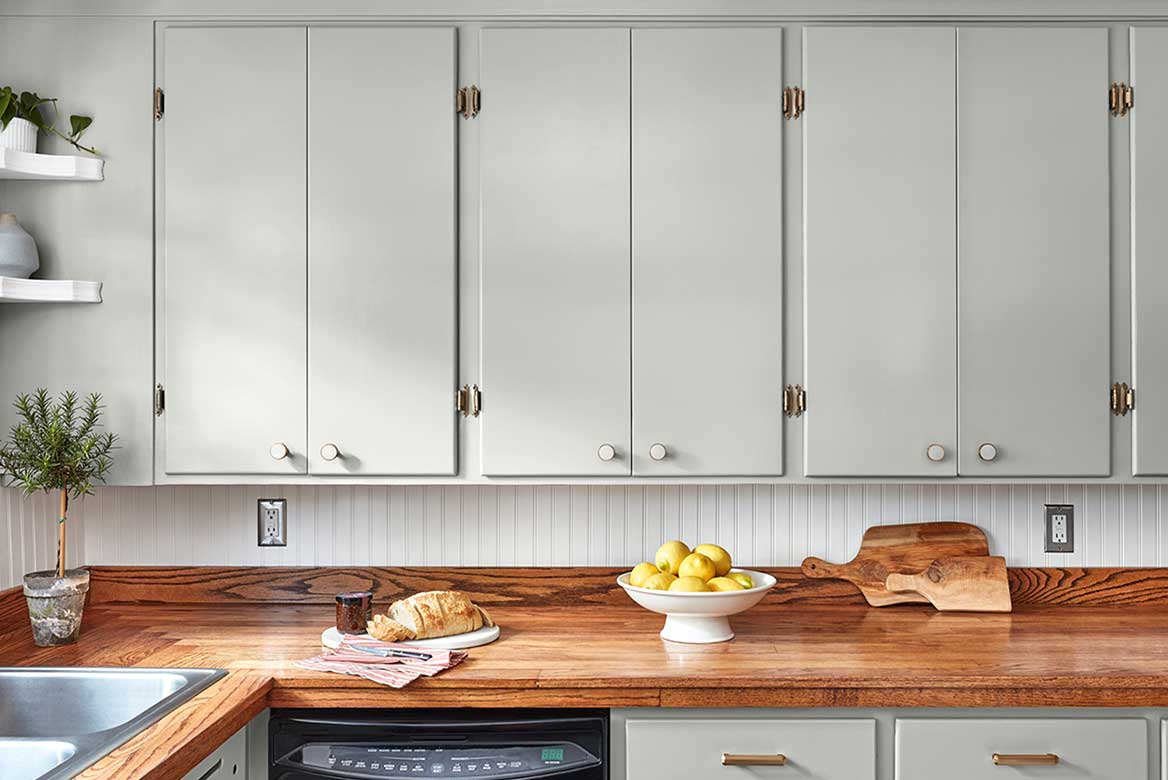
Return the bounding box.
[926,443,946,462]
[649,443,668,461]
[597,443,617,462]
[269,442,290,461]
[320,442,341,461]
[977,442,999,462]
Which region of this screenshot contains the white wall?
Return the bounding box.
[4,483,1165,590]
[0,17,156,485]
[2,488,87,590]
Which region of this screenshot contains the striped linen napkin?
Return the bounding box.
[296,634,468,688]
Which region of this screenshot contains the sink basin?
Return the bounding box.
[0,740,77,780]
[0,668,226,780]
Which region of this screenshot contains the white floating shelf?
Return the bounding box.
[0,277,102,303]
[0,148,103,181]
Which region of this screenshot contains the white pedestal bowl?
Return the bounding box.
[617,568,777,644]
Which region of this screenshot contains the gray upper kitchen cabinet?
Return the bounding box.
[479,28,632,476]
[631,28,784,477]
[160,26,308,475]
[803,26,957,477]
[307,27,458,476]
[957,27,1111,477]
[1131,27,1168,476]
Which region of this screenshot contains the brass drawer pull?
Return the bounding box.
[992,753,1059,766]
[721,753,787,767]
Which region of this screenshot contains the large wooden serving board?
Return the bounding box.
[801,522,991,606]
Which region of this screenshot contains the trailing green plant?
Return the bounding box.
[0,86,98,156]
[0,389,117,577]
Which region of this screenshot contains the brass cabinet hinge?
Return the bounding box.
[782,86,805,120]
[456,85,480,119]
[1111,382,1135,416]
[154,383,165,416]
[457,384,482,417]
[783,384,806,417]
[154,87,164,121]
[1109,82,1134,117]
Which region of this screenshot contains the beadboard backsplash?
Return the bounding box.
[1,484,1166,591]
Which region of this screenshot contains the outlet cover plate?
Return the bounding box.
[258,498,287,547]
[1044,503,1074,553]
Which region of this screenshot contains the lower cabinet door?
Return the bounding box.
[626,719,875,780]
[896,719,1146,780]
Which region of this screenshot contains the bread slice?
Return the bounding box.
[366,613,415,642]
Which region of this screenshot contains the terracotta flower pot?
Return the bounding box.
[23,568,90,646]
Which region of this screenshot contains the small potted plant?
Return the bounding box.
[0,389,116,646]
[0,87,98,155]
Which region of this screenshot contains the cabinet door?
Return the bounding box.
[631,28,783,477]
[1132,28,1168,475]
[803,26,956,477]
[480,28,631,476]
[161,26,307,475]
[897,719,1146,780]
[627,719,876,780]
[957,27,1110,477]
[307,27,457,476]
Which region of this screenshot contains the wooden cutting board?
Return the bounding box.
[801,522,990,606]
[885,556,1012,612]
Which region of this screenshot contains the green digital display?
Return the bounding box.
[541,748,564,762]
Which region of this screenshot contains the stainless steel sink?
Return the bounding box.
[0,668,226,780]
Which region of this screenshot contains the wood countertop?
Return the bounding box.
[6,565,1168,780]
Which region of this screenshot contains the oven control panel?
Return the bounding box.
[288,742,598,780]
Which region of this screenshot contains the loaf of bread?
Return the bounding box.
[367,591,494,642]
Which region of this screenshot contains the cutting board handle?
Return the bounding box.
[801,557,840,579]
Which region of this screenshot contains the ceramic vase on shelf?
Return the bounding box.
[0,117,38,153]
[0,213,39,278]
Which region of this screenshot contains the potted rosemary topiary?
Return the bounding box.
[0,389,116,646]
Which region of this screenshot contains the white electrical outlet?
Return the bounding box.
[1051,514,1068,544]
[1044,503,1073,553]
[258,498,287,547]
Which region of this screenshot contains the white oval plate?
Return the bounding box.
[321,623,500,651]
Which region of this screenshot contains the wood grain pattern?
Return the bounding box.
[802,522,990,606]
[6,601,1168,712]
[85,565,1168,607]
[6,578,1168,779]
[885,556,1011,612]
[0,584,26,636]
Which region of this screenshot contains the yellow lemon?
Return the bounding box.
[668,576,710,593]
[654,540,691,575]
[694,543,732,576]
[678,552,717,582]
[707,576,746,592]
[642,572,677,591]
[629,562,659,587]
[727,571,755,589]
